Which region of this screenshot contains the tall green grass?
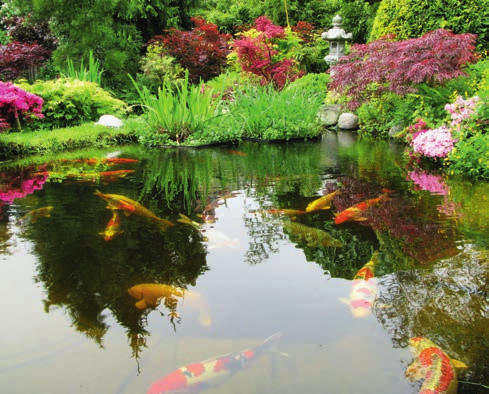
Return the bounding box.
[129,71,225,146]
[230,82,326,141]
[62,50,104,86]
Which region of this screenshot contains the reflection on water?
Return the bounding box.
[0,134,488,393]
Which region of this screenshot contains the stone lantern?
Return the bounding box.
[322,15,352,69]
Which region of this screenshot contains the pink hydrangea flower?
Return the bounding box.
[408,170,448,195]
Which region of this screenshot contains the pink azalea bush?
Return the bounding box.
[407,95,480,162]
[0,81,44,132]
[411,125,457,159]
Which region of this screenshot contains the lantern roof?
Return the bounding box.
[321,15,353,41]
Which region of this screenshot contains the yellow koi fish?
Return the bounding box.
[305,189,342,212]
[283,221,343,248]
[128,284,212,327]
[95,190,174,230]
[340,251,380,318]
[406,337,468,394]
[128,283,184,310]
[177,213,202,230]
[99,211,124,241]
[17,206,54,224]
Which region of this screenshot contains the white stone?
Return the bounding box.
[94,115,123,128]
[338,112,359,130]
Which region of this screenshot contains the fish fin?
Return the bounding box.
[177,214,200,230]
[123,210,132,217]
[135,300,148,310]
[31,217,38,224]
[354,217,369,221]
[339,297,350,305]
[451,359,468,369]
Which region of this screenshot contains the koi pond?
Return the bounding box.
[0,132,488,394]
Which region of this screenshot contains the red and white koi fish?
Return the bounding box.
[334,191,391,224]
[95,190,174,230]
[147,332,283,394]
[99,211,124,241]
[305,189,342,212]
[406,337,468,394]
[340,251,380,318]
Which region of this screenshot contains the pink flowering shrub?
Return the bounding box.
[406,95,481,163]
[411,125,457,159]
[0,81,44,131]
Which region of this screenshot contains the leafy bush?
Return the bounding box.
[150,17,231,84]
[292,22,329,74]
[0,41,51,81]
[137,43,184,94]
[2,15,57,50]
[370,0,489,52]
[16,78,126,130]
[329,29,477,109]
[0,81,43,132]
[232,16,304,90]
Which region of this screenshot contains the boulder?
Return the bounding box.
[94,115,123,128]
[389,124,405,138]
[338,112,359,130]
[317,104,342,126]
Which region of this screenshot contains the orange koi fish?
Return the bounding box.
[99,211,124,241]
[95,190,174,230]
[340,251,380,318]
[98,169,135,177]
[226,149,247,156]
[283,221,343,248]
[334,191,391,224]
[128,284,184,310]
[17,206,54,224]
[103,158,138,165]
[147,332,283,394]
[406,337,468,394]
[305,189,342,212]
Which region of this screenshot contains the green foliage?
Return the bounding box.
[130,71,227,146]
[17,78,126,130]
[61,50,104,86]
[356,72,480,139]
[446,133,489,179]
[0,122,136,157]
[293,32,329,74]
[137,43,184,94]
[370,0,489,51]
[230,81,326,141]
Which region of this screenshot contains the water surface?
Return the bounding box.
[0,132,488,393]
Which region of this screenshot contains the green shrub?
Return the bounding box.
[16,78,126,130]
[137,43,184,94]
[370,0,489,51]
[61,50,104,86]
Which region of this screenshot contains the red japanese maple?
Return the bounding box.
[329,29,477,109]
[233,16,303,90]
[0,41,51,81]
[151,18,231,84]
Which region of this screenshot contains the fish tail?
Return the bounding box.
[94,189,104,197]
[177,213,200,230]
[256,332,283,355]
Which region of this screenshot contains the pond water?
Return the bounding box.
[0,132,488,394]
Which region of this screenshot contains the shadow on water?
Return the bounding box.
[0,134,488,393]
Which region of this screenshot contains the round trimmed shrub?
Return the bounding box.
[370,0,489,51]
